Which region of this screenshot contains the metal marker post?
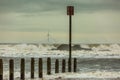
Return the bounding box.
[67,6,74,72]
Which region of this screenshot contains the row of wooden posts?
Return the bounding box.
[0,57,77,80]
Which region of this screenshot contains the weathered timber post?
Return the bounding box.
[9,59,14,80]
[31,58,34,79]
[0,59,3,80]
[39,58,43,78]
[21,58,25,80]
[74,58,77,72]
[62,59,66,73]
[47,57,51,75]
[55,59,59,73]
[68,58,72,72]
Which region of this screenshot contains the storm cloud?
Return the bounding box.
[0,0,120,43]
[0,0,120,13]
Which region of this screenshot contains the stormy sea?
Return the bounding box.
[0,43,120,80]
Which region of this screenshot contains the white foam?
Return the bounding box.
[0,44,120,58]
[3,71,120,80]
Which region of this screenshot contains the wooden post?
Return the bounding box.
[31,58,34,79]
[47,57,51,75]
[0,59,3,80]
[9,59,14,80]
[68,58,72,72]
[62,59,66,73]
[74,58,77,72]
[21,58,25,80]
[55,59,59,73]
[39,58,43,78]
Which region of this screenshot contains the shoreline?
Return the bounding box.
[48,78,120,80]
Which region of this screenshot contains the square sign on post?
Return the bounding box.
[67,6,74,15]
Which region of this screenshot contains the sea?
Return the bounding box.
[0,43,120,80]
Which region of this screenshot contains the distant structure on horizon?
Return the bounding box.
[39,31,56,44]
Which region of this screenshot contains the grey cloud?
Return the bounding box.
[0,0,120,14]
[74,0,120,13]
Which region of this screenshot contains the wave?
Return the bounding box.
[2,71,120,80]
[0,44,120,58]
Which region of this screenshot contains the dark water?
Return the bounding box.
[78,58,120,72]
[1,57,120,73]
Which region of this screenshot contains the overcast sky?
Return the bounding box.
[0,0,120,43]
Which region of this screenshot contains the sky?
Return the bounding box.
[0,0,120,43]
